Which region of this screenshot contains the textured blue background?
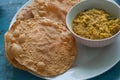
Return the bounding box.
[0,0,120,80]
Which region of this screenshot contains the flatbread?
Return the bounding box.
[17,0,80,23]
[5,17,77,76]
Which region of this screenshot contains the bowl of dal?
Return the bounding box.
[66,0,120,47]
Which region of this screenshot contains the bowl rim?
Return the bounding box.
[66,0,120,42]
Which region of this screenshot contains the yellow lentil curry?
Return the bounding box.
[72,9,120,40]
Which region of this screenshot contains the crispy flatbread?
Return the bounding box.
[5,17,77,76]
[17,0,80,23]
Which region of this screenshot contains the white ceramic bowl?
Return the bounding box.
[66,0,120,47]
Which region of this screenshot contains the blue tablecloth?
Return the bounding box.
[0,0,120,80]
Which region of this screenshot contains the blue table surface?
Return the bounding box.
[0,0,120,80]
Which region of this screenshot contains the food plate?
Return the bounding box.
[9,0,120,80]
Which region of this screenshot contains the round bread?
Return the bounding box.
[5,17,77,76]
[17,0,80,23]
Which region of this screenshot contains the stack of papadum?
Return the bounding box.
[4,0,80,77]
